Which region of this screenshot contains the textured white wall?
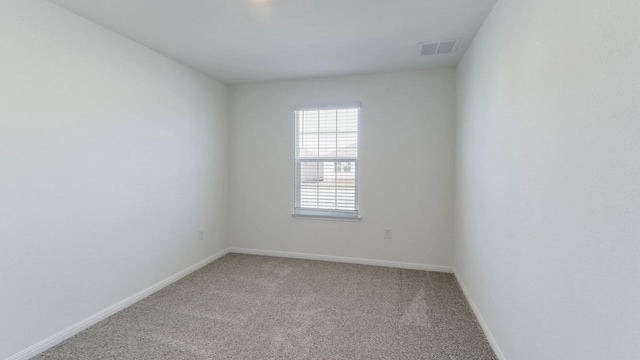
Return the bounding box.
[229,69,456,267]
[0,1,229,358]
[456,0,640,359]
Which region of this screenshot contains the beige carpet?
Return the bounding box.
[34,254,496,359]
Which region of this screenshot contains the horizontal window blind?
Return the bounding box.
[294,106,359,218]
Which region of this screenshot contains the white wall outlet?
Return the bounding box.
[198,229,204,240]
[384,228,392,240]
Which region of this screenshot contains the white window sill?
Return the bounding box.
[291,213,362,222]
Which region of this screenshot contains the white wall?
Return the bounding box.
[229,69,456,267]
[0,1,229,358]
[456,0,640,359]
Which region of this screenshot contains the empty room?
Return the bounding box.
[1,0,638,359]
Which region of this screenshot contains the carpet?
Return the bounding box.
[34,254,496,359]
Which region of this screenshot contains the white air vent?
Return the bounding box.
[419,39,460,56]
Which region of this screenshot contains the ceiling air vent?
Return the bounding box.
[419,39,460,56]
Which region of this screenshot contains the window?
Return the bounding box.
[294,104,360,220]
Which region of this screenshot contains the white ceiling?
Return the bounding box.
[48,0,496,84]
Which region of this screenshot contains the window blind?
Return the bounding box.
[294,105,359,218]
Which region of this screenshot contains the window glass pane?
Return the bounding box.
[297,160,357,211]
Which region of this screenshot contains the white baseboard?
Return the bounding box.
[454,269,506,360]
[228,247,454,273]
[8,247,453,360]
[6,248,230,360]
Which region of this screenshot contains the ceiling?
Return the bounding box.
[48,0,496,84]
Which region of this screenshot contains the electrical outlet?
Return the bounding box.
[198,229,204,241]
[384,228,392,240]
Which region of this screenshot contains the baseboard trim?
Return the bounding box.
[228,247,454,273]
[8,248,453,360]
[6,248,230,360]
[454,269,506,360]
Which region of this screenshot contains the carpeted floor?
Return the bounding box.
[34,254,496,359]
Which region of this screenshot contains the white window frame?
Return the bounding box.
[293,103,361,221]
